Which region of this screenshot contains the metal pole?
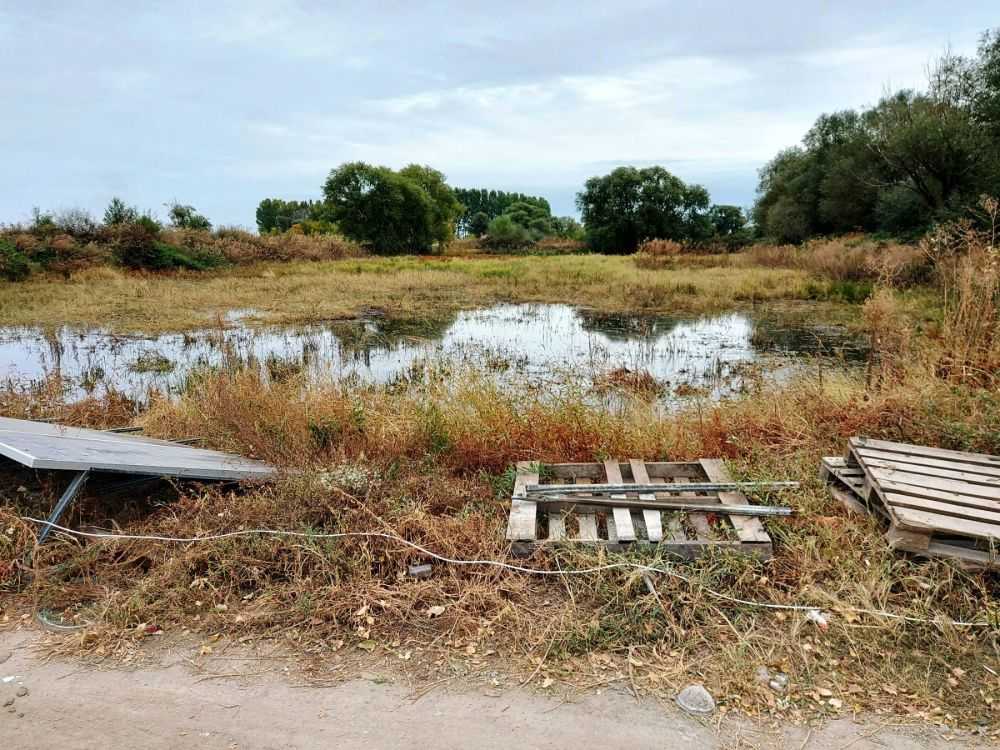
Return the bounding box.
[37,470,90,544]
[527,494,793,516]
[524,481,799,495]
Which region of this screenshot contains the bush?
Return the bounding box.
[481,214,534,250]
[0,239,31,281]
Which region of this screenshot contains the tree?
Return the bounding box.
[256,198,313,234]
[482,214,532,250]
[398,164,463,246]
[502,200,554,237]
[166,202,211,230]
[322,162,437,253]
[867,91,990,216]
[103,197,139,226]
[576,166,712,253]
[468,211,490,237]
[453,187,551,235]
[707,205,747,236]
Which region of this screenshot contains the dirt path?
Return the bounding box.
[0,631,985,750]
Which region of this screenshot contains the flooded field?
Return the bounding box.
[0,303,866,404]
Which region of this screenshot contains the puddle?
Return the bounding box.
[0,304,866,404]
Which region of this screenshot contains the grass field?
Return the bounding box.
[1,232,998,727]
[0,253,851,333]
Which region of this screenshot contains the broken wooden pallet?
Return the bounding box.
[843,437,1000,568]
[819,456,889,520]
[506,458,773,559]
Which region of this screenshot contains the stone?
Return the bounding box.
[676,684,715,715]
[15,687,27,698]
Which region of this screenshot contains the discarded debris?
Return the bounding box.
[821,437,1000,569]
[407,563,433,579]
[676,684,715,715]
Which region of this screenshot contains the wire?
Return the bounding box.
[24,517,994,628]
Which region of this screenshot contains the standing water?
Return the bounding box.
[0,303,865,403]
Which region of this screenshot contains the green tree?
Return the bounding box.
[166,202,211,230]
[576,166,712,253]
[468,211,490,237]
[322,162,436,254]
[103,197,139,226]
[398,164,463,245]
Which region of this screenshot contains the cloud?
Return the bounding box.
[0,1,995,224]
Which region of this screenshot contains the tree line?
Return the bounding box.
[256,162,747,254]
[753,29,1000,242]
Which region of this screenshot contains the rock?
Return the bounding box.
[769,673,789,693]
[754,666,770,685]
[676,684,715,715]
[2,698,12,707]
[0,650,10,665]
[15,687,27,698]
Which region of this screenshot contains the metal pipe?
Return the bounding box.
[524,481,799,495]
[527,494,793,516]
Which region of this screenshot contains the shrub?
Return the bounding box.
[0,238,31,281]
[481,214,533,250]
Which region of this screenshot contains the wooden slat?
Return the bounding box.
[885,492,1000,525]
[866,466,1000,502]
[699,458,770,543]
[652,476,687,542]
[630,459,662,542]
[860,457,1000,488]
[874,477,1000,514]
[850,437,1000,470]
[548,514,567,541]
[506,462,539,541]
[674,475,712,539]
[574,477,598,542]
[604,459,636,542]
[856,447,1000,480]
[892,506,1000,541]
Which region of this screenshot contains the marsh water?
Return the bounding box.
[0,303,866,404]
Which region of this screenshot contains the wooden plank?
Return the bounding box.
[574,477,598,542]
[850,437,1000,470]
[871,477,1000,513]
[548,514,567,541]
[885,492,1000,525]
[630,459,662,542]
[891,506,1000,541]
[505,461,539,541]
[860,456,1000,488]
[577,513,598,541]
[604,459,636,542]
[699,458,771,544]
[856,448,1000,480]
[866,466,1000,502]
[673,475,713,539]
[547,461,706,480]
[652,476,688,542]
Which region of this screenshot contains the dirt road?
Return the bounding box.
[0,631,985,749]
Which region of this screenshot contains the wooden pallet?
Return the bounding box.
[819,456,889,520]
[844,437,1000,568]
[505,458,773,559]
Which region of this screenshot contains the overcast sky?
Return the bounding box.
[2,2,996,227]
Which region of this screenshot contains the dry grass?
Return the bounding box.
[1,351,998,724]
[743,235,929,285]
[0,254,820,333]
[1,227,999,726]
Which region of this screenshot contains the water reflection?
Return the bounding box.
[0,304,865,403]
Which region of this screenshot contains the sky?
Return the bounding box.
[1,1,997,228]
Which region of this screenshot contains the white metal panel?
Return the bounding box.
[0,417,275,481]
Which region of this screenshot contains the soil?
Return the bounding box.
[0,629,989,750]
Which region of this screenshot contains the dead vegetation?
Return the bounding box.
[1,217,1000,727]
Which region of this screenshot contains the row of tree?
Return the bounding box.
[256,163,747,254]
[754,28,1000,242]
